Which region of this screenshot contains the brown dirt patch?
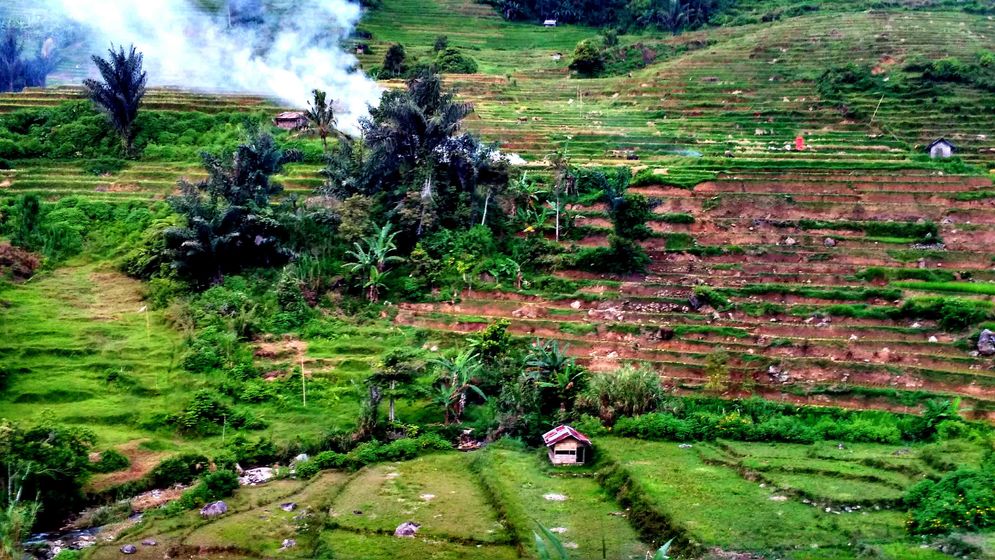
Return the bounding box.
[0,242,40,281]
[87,440,171,493]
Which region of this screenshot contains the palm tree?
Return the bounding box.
[432,349,485,424]
[83,45,147,157]
[526,339,573,378]
[345,223,404,302]
[298,89,337,152]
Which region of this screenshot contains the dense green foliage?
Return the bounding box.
[906,451,995,534]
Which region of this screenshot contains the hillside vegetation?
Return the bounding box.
[1,0,994,559]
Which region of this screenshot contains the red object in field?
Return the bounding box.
[795,135,806,151]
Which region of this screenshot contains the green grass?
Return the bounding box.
[472,447,649,559]
[892,281,995,296]
[598,437,917,552]
[330,452,509,544]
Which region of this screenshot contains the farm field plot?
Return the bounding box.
[597,436,941,556]
[86,453,528,560]
[472,447,650,559]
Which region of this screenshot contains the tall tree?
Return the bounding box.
[298,89,338,153]
[344,223,404,302]
[164,129,298,287]
[371,349,424,423]
[432,350,486,424]
[83,45,147,157]
[0,30,23,94]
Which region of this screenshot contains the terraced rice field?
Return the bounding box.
[2,0,993,420]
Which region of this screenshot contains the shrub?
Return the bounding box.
[900,297,992,331]
[90,449,131,473]
[906,468,995,534]
[573,235,649,274]
[147,453,209,488]
[435,48,478,73]
[610,193,652,240]
[569,40,605,76]
[576,365,665,424]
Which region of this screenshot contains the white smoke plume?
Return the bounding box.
[51,0,381,132]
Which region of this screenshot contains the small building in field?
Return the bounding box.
[273,111,307,131]
[542,425,592,466]
[543,19,558,27]
[927,138,956,159]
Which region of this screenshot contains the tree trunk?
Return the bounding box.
[480,190,490,226]
[555,193,560,242]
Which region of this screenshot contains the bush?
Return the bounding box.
[573,235,649,274]
[610,193,652,240]
[906,468,995,534]
[435,48,478,73]
[90,449,131,473]
[81,157,127,176]
[147,453,209,488]
[900,297,992,331]
[569,40,605,76]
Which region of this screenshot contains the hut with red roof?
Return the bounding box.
[542,424,592,466]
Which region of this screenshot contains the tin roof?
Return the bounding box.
[541,425,592,447]
[275,111,306,120]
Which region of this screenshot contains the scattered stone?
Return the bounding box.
[570,300,582,310]
[678,443,693,449]
[849,334,859,342]
[783,237,797,246]
[823,237,836,247]
[280,502,297,512]
[292,453,309,465]
[200,501,228,518]
[141,539,157,547]
[280,538,297,550]
[543,493,568,502]
[239,467,275,486]
[977,329,995,356]
[549,527,568,534]
[911,322,922,329]
[769,496,788,501]
[394,522,421,538]
[120,545,137,555]
[420,494,436,501]
[928,335,938,343]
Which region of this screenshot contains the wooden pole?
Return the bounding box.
[300,353,307,407]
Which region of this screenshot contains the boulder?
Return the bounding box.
[394,522,421,538]
[823,237,837,247]
[979,329,995,356]
[120,545,137,555]
[292,453,309,465]
[280,539,297,550]
[200,501,228,518]
[280,502,297,512]
[141,539,158,547]
[239,467,275,486]
[688,294,702,311]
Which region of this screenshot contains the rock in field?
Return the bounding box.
[394,521,421,537]
[120,544,137,554]
[141,539,157,546]
[239,467,275,486]
[978,329,995,356]
[200,501,228,518]
[280,502,297,512]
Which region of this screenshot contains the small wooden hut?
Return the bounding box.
[273,111,307,131]
[542,425,592,466]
